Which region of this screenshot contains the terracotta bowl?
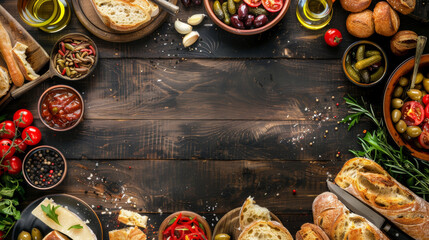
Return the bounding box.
[342,40,388,87]
[158,211,212,240]
[38,85,84,131]
[383,54,429,161]
[204,0,291,35]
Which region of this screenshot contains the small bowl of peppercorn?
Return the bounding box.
[22,145,67,190]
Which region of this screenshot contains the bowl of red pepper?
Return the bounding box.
[158,211,212,240]
[38,85,84,131]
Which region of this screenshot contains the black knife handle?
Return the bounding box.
[382,222,414,240]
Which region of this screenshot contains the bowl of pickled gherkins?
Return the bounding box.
[342,41,387,87]
[204,0,291,35]
[383,54,429,161]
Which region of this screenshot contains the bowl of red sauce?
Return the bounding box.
[38,85,84,131]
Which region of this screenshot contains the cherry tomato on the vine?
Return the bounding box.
[0,121,16,139]
[0,139,15,159]
[324,28,342,47]
[3,156,22,175]
[13,138,27,153]
[13,109,33,128]
[22,126,42,146]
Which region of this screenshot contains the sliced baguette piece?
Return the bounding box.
[42,231,70,240]
[239,197,271,230]
[118,209,148,228]
[91,0,151,31]
[147,0,159,17]
[0,66,10,98]
[238,220,293,240]
[109,226,147,240]
[124,0,153,17]
[296,223,330,240]
[12,42,40,81]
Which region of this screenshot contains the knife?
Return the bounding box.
[326,180,414,240]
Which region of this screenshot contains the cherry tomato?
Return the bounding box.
[401,101,425,126]
[261,0,282,12]
[423,95,429,106]
[13,138,27,153]
[0,231,4,239]
[22,126,42,146]
[0,121,16,139]
[244,0,261,7]
[0,139,15,159]
[419,131,429,149]
[324,28,342,47]
[13,109,33,128]
[3,156,22,175]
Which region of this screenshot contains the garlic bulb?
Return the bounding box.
[187,14,206,26]
[175,19,193,35]
[183,31,199,48]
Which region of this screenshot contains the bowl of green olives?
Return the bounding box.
[383,54,429,161]
[342,40,388,87]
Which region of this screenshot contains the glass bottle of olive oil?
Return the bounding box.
[296,0,333,30]
[17,0,71,33]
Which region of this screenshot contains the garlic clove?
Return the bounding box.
[175,19,193,35]
[183,31,200,48]
[187,14,206,26]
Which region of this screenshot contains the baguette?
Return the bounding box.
[296,223,329,240]
[239,197,271,230]
[12,42,40,81]
[0,22,24,87]
[335,157,429,240]
[0,66,10,98]
[313,192,389,240]
[238,220,293,240]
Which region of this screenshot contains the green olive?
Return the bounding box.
[32,228,43,240]
[18,231,32,240]
[214,234,231,240]
[391,109,401,123]
[393,86,403,97]
[398,77,409,87]
[391,98,404,109]
[406,126,422,138]
[415,84,423,90]
[396,120,407,134]
[416,72,424,84]
[424,78,429,92]
[407,89,423,101]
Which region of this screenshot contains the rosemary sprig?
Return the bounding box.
[342,95,429,199]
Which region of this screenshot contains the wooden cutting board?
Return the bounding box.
[0,4,49,106]
[72,0,177,43]
[409,0,429,23]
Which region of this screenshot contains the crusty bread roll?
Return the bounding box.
[42,231,70,240]
[387,0,415,14]
[118,209,148,228]
[313,192,389,240]
[0,66,10,98]
[340,0,371,12]
[12,42,40,81]
[373,1,400,37]
[335,157,429,240]
[239,197,271,230]
[390,30,418,56]
[109,226,147,240]
[238,221,293,240]
[346,10,374,38]
[296,223,329,240]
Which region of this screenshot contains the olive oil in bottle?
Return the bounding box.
[17,0,71,33]
[296,0,333,30]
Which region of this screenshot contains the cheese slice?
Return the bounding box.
[32,198,97,240]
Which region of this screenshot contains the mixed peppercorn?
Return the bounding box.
[24,147,65,188]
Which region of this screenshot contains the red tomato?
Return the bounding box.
[22,126,42,146]
[3,156,22,174]
[13,109,33,128]
[244,0,261,7]
[425,105,429,120]
[0,139,15,159]
[423,95,429,106]
[401,101,425,126]
[324,28,342,47]
[0,230,4,239]
[261,0,282,12]
[13,138,27,153]
[419,131,429,149]
[0,121,16,139]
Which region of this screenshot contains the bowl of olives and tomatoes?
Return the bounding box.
[204,0,290,35]
[383,54,429,161]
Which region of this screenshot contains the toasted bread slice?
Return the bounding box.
[109,226,147,240]
[238,221,293,240]
[0,66,10,98]
[118,209,148,228]
[12,42,40,81]
[239,197,271,230]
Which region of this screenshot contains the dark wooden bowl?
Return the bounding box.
[383,54,429,161]
[204,0,291,35]
[158,211,212,240]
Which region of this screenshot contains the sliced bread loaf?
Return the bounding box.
[239,197,271,230]
[238,221,293,240]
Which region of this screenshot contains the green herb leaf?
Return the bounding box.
[167,216,177,225]
[68,224,83,230]
[41,204,61,225]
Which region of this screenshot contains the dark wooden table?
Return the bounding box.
[2,0,429,239]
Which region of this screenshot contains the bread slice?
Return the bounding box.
[0,66,10,98]
[42,231,70,240]
[296,223,330,240]
[118,209,148,228]
[124,0,153,17]
[12,42,40,81]
[239,197,271,230]
[238,220,293,240]
[147,1,159,17]
[109,226,147,240]
[91,0,151,31]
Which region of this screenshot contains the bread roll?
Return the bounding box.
[373,1,400,37]
[387,0,415,14]
[340,0,371,12]
[0,66,10,98]
[296,223,329,240]
[335,157,429,240]
[239,197,271,230]
[346,10,374,38]
[390,30,418,56]
[12,42,40,81]
[238,221,293,240]
[313,192,389,240]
